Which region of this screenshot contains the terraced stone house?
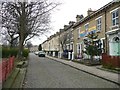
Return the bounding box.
[42,0,120,67]
[73,1,120,60]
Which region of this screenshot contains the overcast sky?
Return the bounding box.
[30,0,112,45]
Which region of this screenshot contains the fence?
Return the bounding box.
[102,53,120,68]
[0,56,15,83]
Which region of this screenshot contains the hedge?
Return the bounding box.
[22,49,29,57]
[1,47,29,58]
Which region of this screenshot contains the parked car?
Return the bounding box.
[38,51,45,57]
[34,51,39,55]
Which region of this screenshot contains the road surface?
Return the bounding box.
[23,53,119,88]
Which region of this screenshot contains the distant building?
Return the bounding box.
[30,45,38,52]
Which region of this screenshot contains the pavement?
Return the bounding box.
[46,55,120,86]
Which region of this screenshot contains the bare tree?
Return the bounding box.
[59,33,68,52]
[1,0,59,58]
[0,28,19,48]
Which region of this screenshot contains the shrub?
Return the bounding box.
[0,48,2,58]
[2,47,10,58]
[2,47,29,58]
[23,49,29,57]
[9,48,18,57]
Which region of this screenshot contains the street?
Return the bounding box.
[23,53,119,88]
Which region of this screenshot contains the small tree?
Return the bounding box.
[38,44,42,51]
[83,31,102,61]
[59,33,68,52]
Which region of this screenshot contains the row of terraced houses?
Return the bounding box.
[42,0,120,67]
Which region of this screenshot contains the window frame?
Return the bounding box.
[77,43,82,54]
[77,27,81,38]
[84,23,89,35]
[96,17,102,31]
[111,9,119,26]
[84,23,89,31]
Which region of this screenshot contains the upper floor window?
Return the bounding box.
[67,34,69,41]
[96,18,101,31]
[71,32,73,39]
[70,43,73,50]
[84,23,89,31]
[84,23,89,35]
[77,27,81,38]
[112,10,119,26]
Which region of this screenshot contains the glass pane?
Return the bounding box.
[112,12,115,18]
[78,45,80,49]
[99,18,101,23]
[85,24,89,30]
[97,19,100,24]
[112,19,115,26]
[109,42,120,56]
[116,18,119,25]
[100,26,101,30]
[116,10,118,17]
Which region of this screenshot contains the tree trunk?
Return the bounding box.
[17,35,24,59]
[10,40,13,48]
[90,55,94,64]
[17,2,26,60]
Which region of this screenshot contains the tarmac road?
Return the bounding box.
[23,53,119,88]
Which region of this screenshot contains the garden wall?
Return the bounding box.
[102,53,120,68]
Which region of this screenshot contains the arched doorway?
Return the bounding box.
[109,36,120,56]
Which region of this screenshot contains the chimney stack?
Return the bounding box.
[76,14,84,22]
[59,29,64,32]
[87,8,96,15]
[69,21,75,25]
[64,25,69,30]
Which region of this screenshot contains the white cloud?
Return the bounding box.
[32,0,112,45]
[51,0,112,32]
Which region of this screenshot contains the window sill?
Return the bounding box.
[109,25,120,30]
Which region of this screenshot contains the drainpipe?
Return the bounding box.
[58,33,61,58]
[105,10,108,54]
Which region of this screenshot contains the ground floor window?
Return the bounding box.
[101,38,105,53]
[77,43,82,58]
[70,43,73,51]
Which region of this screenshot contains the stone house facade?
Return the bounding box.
[42,32,60,56]
[73,1,120,59]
